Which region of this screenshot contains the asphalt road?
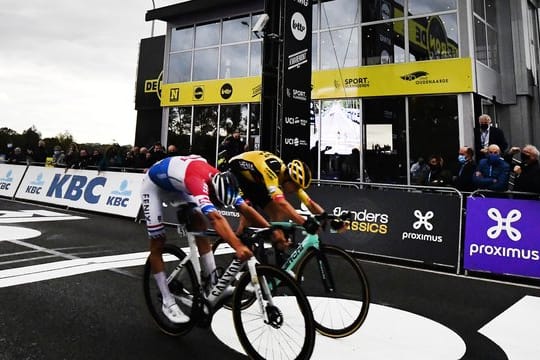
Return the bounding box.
[1,198,539,360]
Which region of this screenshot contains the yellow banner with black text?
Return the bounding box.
[160,58,473,106]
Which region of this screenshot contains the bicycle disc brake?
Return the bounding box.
[264,305,283,329]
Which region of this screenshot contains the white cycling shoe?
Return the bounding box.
[162,301,189,324]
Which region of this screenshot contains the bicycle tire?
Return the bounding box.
[143,244,198,336]
[232,264,316,360]
[295,244,370,338]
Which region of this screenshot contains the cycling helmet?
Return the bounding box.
[211,171,240,207]
[287,160,312,189]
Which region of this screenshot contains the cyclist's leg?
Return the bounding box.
[143,244,198,335]
[141,177,188,323]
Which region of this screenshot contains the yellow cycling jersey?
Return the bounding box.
[229,151,313,206]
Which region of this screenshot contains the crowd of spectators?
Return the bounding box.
[411,114,540,195]
[0,140,190,173]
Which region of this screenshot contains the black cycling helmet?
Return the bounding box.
[211,171,240,207]
[287,160,312,189]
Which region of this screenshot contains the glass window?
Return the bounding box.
[250,41,262,76]
[222,16,250,44]
[192,106,218,165]
[474,18,487,65]
[193,48,219,81]
[473,0,485,18]
[195,22,220,48]
[168,107,192,155]
[320,28,358,69]
[408,95,458,184]
[220,44,248,78]
[312,100,361,180]
[362,21,405,65]
[485,0,497,26]
[409,14,458,61]
[312,2,319,31]
[487,27,499,71]
[321,0,360,28]
[171,27,194,52]
[363,97,406,184]
[408,0,456,16]
[312,35,318,70]
[249,103,261,150]
[168,52,192,83]
[219,104,248,156]
[362,0,404,22]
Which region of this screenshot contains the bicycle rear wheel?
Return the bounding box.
[232,265,316,360]
[295,244,370,338]
[143,244,198,336]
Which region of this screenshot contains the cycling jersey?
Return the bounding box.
[229,151,312,208]
[141,155,244,239]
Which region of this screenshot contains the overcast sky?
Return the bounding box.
[0,0,170,145]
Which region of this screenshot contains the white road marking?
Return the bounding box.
[479,295,540,359]
[0,245,236,288]
[0,216,86,223]
[212,300,467,360]
[0,226,41,241]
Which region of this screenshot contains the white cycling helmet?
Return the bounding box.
[211,171,240,207]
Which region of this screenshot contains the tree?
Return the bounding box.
[56,130,74,150]
[21,126,41,149]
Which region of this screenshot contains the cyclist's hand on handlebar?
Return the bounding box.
[330,219,347,233]
[303,216,320,235]
[234,244,254,261]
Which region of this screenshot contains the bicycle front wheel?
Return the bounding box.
[232,265,316,360]
[296,244,370,338]
[142,244,198,336]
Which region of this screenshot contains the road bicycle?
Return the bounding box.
[142,206,316,360]
[215,212,370,339]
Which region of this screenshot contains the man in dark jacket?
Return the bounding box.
[453,146,476,192]
[474,114,508,160]
[473,144,510,191]
[512,144,540,194]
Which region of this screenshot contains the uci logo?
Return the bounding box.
[486,208,521,241]
[291,12,307,41]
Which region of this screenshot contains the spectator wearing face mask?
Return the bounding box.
[422,154,452,187]
[453,146,477,192]
[474,114,508,160]
[510,144,540,194]
[473,144,510,191]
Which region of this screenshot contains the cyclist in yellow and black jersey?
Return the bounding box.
[228,151,326,236]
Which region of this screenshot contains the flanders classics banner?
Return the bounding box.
[289,185,462,268]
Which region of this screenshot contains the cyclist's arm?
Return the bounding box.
[237,201,289,248]
[271,195,307,225]
[206,211,252,261]
[297,188,325,215]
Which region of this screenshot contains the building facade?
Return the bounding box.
[140,0,540,185]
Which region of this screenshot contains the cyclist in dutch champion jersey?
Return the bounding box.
[141,154,272,324]
[228,151,328,235]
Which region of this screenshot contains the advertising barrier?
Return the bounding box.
[464,197,540,279]
[15,166,143,218]
[293,185,462,268]
[0,164,27,198]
